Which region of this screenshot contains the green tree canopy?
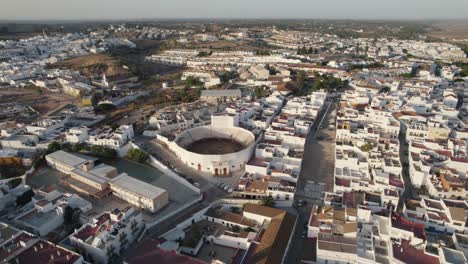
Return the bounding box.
[260,196,275,207]
[127,148,149,163]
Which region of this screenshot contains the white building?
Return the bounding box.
[70,207,144,264]
[109,173,169,213]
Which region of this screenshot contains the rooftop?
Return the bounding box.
[110,173,167,200]
[46,150,88,168]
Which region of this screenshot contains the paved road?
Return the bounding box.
[285,95,339,264]
[397,131,415,211]
[295,97,338,201]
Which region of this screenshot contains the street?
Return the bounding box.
[285,95,339,264]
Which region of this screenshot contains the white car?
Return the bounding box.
[194,182,201,188]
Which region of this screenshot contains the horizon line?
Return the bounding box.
[1,17,468,23]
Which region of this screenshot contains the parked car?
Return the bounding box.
[194,182,201,188]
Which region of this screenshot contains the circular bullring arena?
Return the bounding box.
[169,126,256,176]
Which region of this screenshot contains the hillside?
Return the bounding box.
[56,53,130,78]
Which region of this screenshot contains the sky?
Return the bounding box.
[1,0,468,21]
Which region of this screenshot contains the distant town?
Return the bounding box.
[0,20,467,264]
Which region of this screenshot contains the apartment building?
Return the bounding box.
[70,207,144,264]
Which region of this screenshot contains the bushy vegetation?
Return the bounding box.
[220,71,237,83]
[260,196,275,207]
[47,141,62,154]
[297,46,319,55]
[127,148,149,163]
[47,142,117,159]
[90,145,117,159]
[197,51,212,57]
[152,87,201,105]
[455,63,468,77]
[94,103,116,112]
[185,76,203,87]
[309,74,345,92]
[255,49,271,56]
[360,142,374,152]
[348,62,384,70]
[254,86,268,98]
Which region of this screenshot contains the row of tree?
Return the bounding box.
[297,46,319,55]
[309,74,346,92]
[47,141,117,159]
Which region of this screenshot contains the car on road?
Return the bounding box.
[223,185,230,191]
[194,182,201,188]
[297,199,305,207]
[227,188,233,193]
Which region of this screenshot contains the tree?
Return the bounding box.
[94,103,116,112]
[72,142,88,152]
[379,86,391,93]
[197,51,212,57]
[260,196,275,207]
[185,76,203,87]
[90,145,117,159]
[111,124,119,130]
[61,142,73,152]
[255,49,270,56]
[47,142,61,153]
[254,86,267,98]
[127,148,149,163]
[16,189,34,207]
[360,142,374,152]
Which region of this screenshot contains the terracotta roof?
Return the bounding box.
[12,240,81,264]
[247,211,296,264]
[243,204,285,218]
[392,239,439,264]
[126,239,205,264]
[391,212,426,240]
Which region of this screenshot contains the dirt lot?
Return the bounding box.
[0,87,76,116]
[186,138,245,155]
[428,21,468,42]
[54,53,130,78]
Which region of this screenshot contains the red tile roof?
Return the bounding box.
[391,212,426,240]
[392,239,439,264]
[13,240,81,264]
[126,239,204,264]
